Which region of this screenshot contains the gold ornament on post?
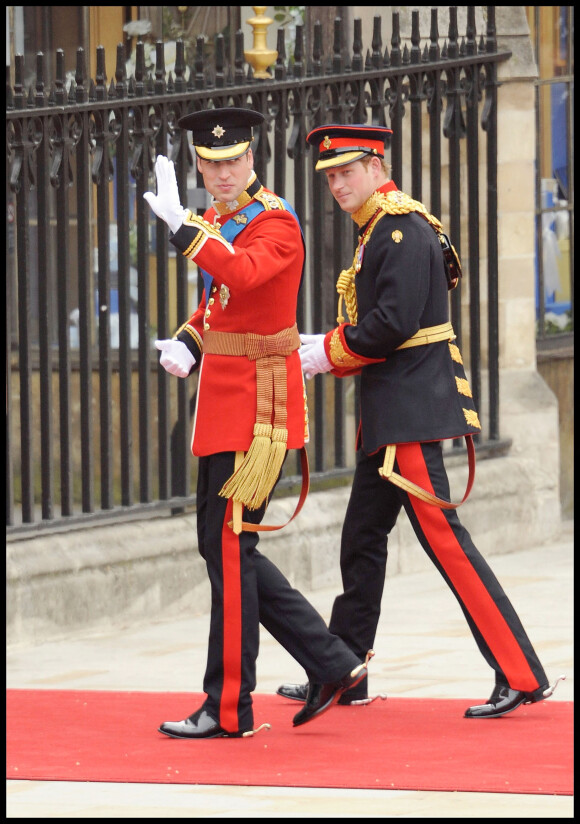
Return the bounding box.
[244,6,278,79]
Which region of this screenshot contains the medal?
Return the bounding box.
[219,284,230,310]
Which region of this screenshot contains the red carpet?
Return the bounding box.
[6,690,573,795]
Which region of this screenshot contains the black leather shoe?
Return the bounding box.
[464,676,565,719]
[292,651,374,727]
[276,681,369,705]
[158,707,247,739]
[464,686,528,719]
[276,682,308,702]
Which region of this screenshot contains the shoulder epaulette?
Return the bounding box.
[255,189,287,211]
[373,190,443,233]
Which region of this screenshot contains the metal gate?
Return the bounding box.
[6,7,511,536]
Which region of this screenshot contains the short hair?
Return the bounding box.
[360,154,391,177]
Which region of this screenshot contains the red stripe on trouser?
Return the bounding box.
[396,442,540,693]
[219,498,243,731]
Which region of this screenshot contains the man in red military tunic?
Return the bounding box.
[276,123,563,719]
[143,108,371,739]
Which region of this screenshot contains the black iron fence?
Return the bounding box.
[6,7,512,536]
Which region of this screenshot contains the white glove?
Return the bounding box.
[155,339,196,378]
[143,156,188,233]
[299,333,332,380]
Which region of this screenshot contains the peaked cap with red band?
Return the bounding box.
[306,124,393,170]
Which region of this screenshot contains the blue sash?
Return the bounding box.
[199,198,302,297]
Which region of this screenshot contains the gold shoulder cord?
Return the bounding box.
[336,191,447,325]
[336,209,384,325]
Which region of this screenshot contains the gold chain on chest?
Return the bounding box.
[335,190,444,325]
[336,208,384,325]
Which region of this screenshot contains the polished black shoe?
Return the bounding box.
[464,675,566,719]
[277,680,371,705]
[292,650,374,727]
[276,682,308,702]
[159,707,247,739]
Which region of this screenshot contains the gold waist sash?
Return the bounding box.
[205,324,301,512]
[204,324,300,360]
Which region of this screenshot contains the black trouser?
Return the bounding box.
[329,442,548,695]
[197,451,361,732]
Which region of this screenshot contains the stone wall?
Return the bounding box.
[6,8,565,648]
[7,363,561,648]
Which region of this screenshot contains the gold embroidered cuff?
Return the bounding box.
[174,322,203,351]
[183,229,207,259]
[327,326,383,370]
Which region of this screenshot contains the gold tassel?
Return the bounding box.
[219,422,273,508]
[253,427,288,508]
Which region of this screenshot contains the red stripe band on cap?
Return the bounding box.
[321,136,384,154]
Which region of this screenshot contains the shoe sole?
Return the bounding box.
[158,726,245,739]
[464,697,526,719]
[277,692,370,705]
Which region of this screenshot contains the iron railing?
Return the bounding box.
[6,7,512,536]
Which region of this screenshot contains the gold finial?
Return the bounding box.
[244,6,278,79]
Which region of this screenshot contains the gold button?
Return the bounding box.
[204,323,210,331]
[208,298,215,305]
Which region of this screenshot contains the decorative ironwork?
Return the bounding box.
[6,8,512,534]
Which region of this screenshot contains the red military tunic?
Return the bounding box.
[171,176,308,461]
[152,112,365,738]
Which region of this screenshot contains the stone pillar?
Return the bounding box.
[495,7,539,371]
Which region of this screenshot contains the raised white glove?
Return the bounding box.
[143,156,188,233]
[299,333,332,380]
[155,339,196,378]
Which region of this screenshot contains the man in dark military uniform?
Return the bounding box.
[276,123,562,719]
[144,108,371,739]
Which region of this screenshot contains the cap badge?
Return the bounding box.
[323,135,332,149]
[219,284,230,310]
[212,124,226,138]
[392,230,403,243]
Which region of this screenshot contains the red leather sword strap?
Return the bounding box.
[378,435,476,509]
[228,447,310,533]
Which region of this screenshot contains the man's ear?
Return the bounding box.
[370,155,383,174]
[196,156,203,174]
